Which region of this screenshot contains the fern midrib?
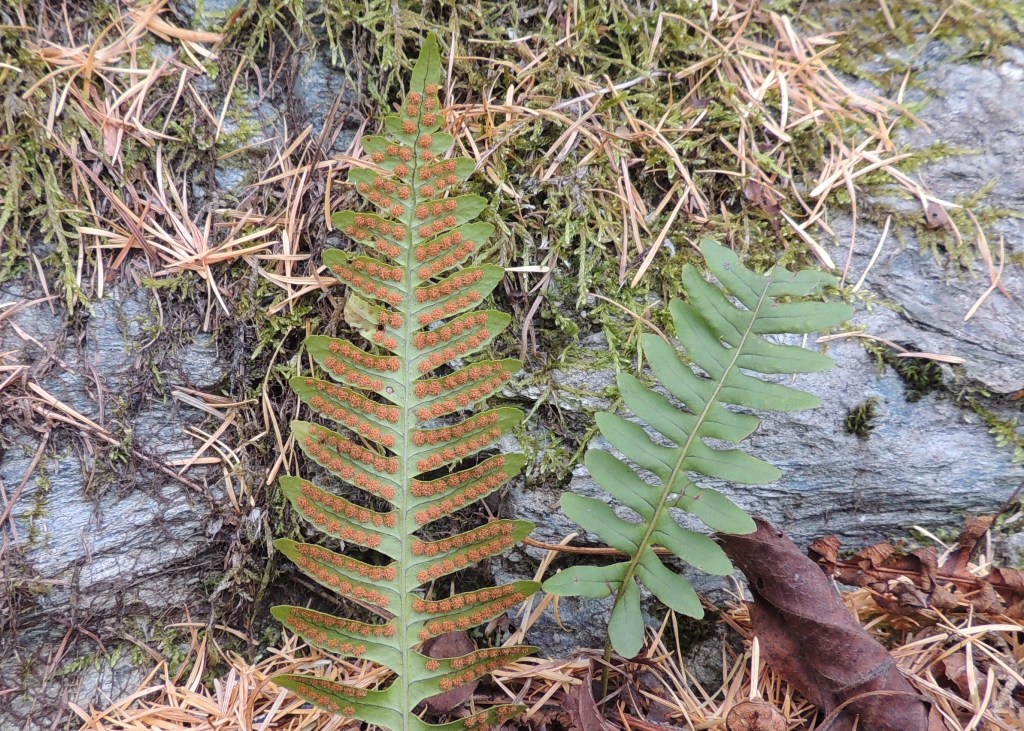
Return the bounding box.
[609,276,772,635]
[397,125,426,731]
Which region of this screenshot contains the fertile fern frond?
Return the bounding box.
[272,35,538,731]
[543,241,853,657]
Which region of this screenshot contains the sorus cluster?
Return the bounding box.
[412,411,501,447]
[371,331,399,351]
[416,158,459,188]
[413,469,511,524]
[415,329,492,377]
[414,198,458,221]
[385,144,414,162]
[322,356,384,392]
[300,434,397,501]
[415,268,484,303]
[289,607,396,638]
[413,362,509,400]
[303,677,369,698]
[411,520,513,557]
[412,582,520,615]
[287,612,367,657]
[377,311,402,329]
[342,214,406,258]
[417,215,458,240]
[417,239,480,280]
[411,455,506,497]
[414,310,488,345]
[450,646,521,670]
[413,290,481,327]
[417,588,526,640]
[329,263,403,307]
[437,653,514,691]
[424,659,441,671]
[295,543,397,582]
[414,229,464,262]
[327,338,402,372]
[306,425,399,474]
[300,688,342,714]
[415,427,503,472]
[292,552,391,608]
[303,379,401,423]
[295,495,382,548]
[349,256,403,283]
[414,534,515,583]
[465,706,520,729]
[308,394,395,448]
[413,362,509,417]
[298,481,397,528]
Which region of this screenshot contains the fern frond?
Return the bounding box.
[272,35,538,730]
[543,241,853,657]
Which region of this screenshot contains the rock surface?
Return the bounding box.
[0,280,232,727]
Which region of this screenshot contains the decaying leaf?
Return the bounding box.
[811,515,1024,617]
[726,700,786,731]
[719,518,930,731]
[565,677,610,731]
[743,179,781,216]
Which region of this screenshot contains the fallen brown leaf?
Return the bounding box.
[565,680,609,731]
[810,515,1024,617]
[743,179,781,216]
[726,700,786,731]
[719,518,931,731]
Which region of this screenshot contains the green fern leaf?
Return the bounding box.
[544,240,853,657]
[272,34,539,730]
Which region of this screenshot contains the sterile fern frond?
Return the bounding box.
[544,240,853,657]
[271,35,538,731]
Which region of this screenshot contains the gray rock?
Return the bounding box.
[0,282,229,728]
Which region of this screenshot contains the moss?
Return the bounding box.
[844,399,879,439]
[865,341,945,402]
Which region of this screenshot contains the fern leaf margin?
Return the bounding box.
[272,34,538,730]
[544,241,853,657]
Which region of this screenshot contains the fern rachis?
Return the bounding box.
[544,241,853,657]
[272,35,538,731]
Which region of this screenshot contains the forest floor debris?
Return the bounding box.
[72,583,1023,730]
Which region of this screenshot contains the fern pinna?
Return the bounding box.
[271,36,538,731]
[544,241,853,657]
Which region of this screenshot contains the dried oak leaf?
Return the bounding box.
[720,518,930,731]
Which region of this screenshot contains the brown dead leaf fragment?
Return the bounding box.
[719,518,930,731]
[565,681,610,731]
[743,179,781,216]
[727,700,786,731]
[811,515,1024,617]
